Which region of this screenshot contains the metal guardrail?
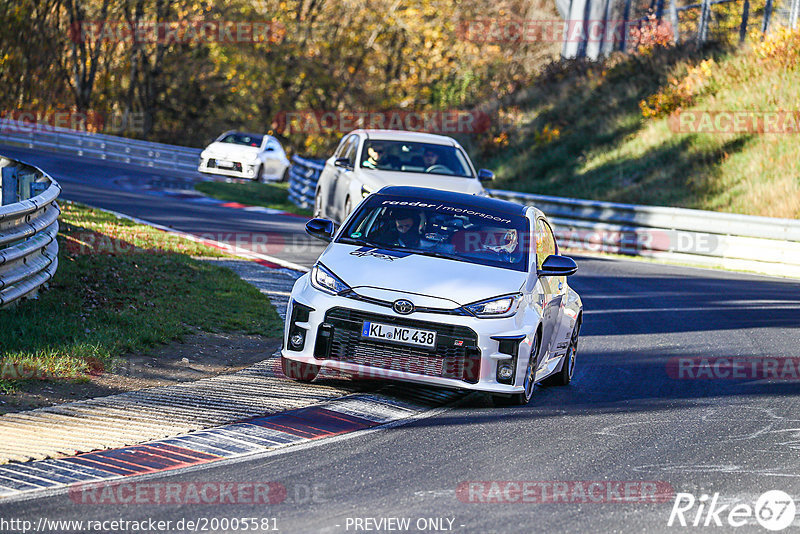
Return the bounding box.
[491,190,800,278]
[287,156,800,277]
[288,155,326,211]
[0,157,61,307]
[0,118,201,175]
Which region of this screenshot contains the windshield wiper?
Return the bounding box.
[405,248,462,261]
[339,237,398,250]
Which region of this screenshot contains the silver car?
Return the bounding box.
[314,129,494,222]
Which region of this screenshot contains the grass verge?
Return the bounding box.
[195,181,313,217]
[475,31,800,218]
[0,201,283,394]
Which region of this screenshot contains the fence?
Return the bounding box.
[0,117,201,175]
[288,156,800,278]
[563,0,800,59]
[0,157,61,307]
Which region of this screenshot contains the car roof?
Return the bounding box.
[374,186,528,216]
[353,129,459,147]
[220,130,269,139]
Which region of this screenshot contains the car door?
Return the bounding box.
[332,134,359,221]
[534,217,564,376]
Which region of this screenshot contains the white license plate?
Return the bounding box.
[361,321,437,349]
[216,160,235,169]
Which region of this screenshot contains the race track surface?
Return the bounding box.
[1,145,799,533]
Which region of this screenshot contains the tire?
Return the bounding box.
[257,164,267,183]
[281,356,320,382]
[314,189,324,217]
[280,167,290,183]
[493,332,540,407]
[542,317,581,387]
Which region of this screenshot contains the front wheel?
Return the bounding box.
[257,164,267,183]
[281,356,320,382]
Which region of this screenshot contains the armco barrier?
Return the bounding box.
[287,157,800,278]
[492,190,800,278]
[0,157,60,306]
[288,155,325,211]
[0,117,201,174]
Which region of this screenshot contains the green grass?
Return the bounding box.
[0,202,283,394]
[195,181,313,217]
[473,35,800,219]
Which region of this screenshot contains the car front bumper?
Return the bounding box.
[198,159,259,180]
[281,274,539,394]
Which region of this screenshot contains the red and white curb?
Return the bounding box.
[0,388,464,502]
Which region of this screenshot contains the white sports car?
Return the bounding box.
[282,186,583,405]
[198,131,290,182]
[313,129,493,223]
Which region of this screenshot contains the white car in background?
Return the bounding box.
[198,131,290,182]
[314,129,494,222]
[282,186,584,406]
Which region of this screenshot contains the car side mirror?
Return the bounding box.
[538,255,578,277]
[478,169,495,182]
[334,157,352,170]
[305,218,336,242]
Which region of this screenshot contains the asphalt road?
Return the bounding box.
[2,147,800,533]
[0,144,327,268]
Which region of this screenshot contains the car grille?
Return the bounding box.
[316,307,480,383]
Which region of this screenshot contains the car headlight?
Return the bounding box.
[465,293,522,318]
[310,263,350,295]
[361,185,373,198]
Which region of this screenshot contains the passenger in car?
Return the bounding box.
[373,209,422,248]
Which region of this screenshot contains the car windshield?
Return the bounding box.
[338,195,529,272]
[218,132,263,147]
[359,140,474,178]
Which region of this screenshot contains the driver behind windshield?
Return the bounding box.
[373,209,421,248]
[362,143,385,169]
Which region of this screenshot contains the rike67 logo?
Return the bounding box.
[668,491,797,531]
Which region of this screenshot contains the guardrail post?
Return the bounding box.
[761,0,773,34]
[790,0,799,29]
[17,169,36,202]
[698,0,711,43]
[1,167,19,206]
[655,0,665,20]
[620,0,633,52]
[670,0,680,42]
[739,0,750,43]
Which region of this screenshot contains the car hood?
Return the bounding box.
[203,142,259,160]
[358,169,485,196]
[318,243,526,307]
